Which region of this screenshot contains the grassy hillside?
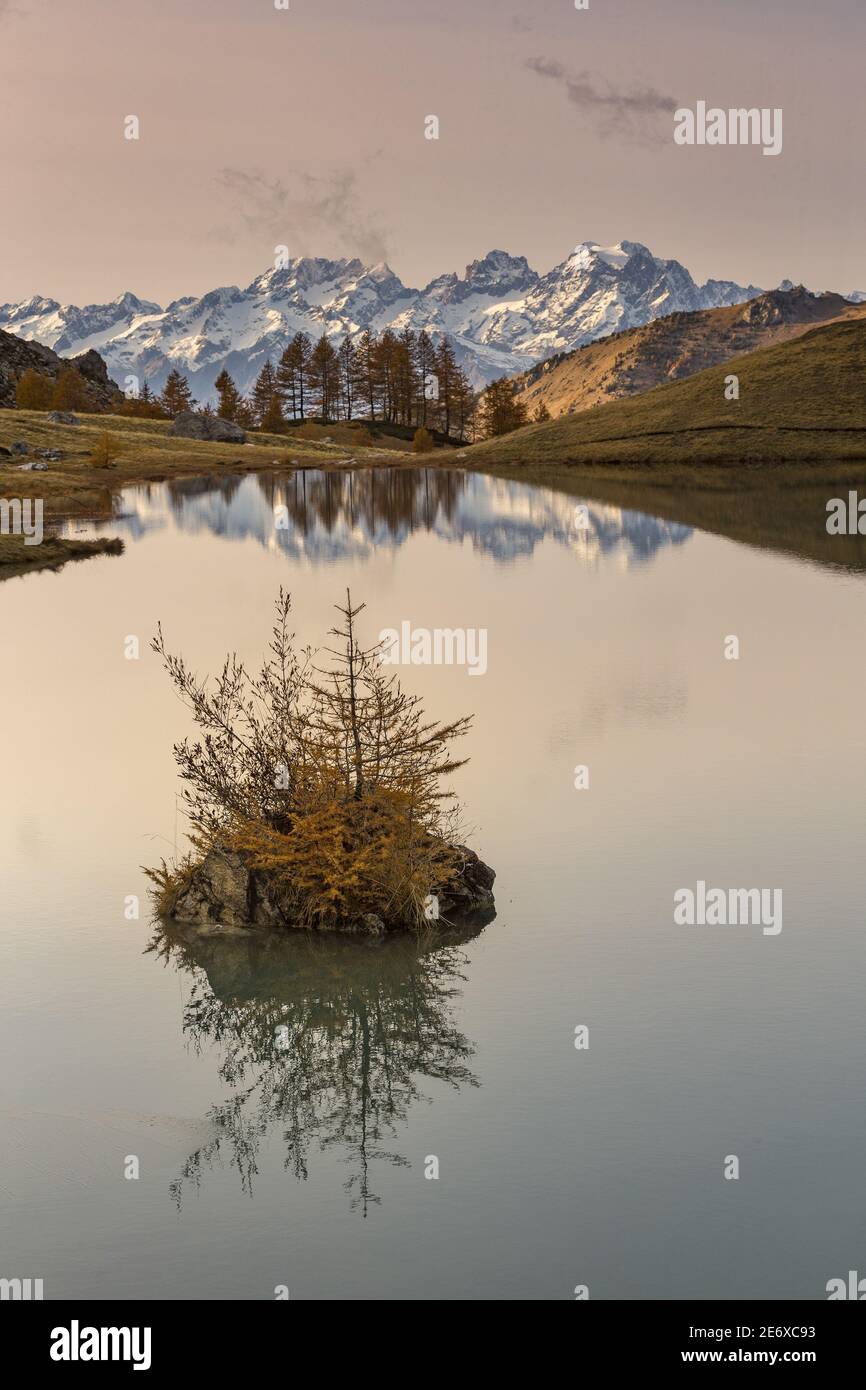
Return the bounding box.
[470,319,866,468]
[511,290,864,420]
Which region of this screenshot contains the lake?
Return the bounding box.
[1,466,865,1300]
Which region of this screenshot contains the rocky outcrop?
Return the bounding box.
[167,411,246,444]
[0,327,120,409]
[164,843,495,935]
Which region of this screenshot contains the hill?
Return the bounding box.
[510,288,865,420]
[0,327,120,410]
[469,318,866,468]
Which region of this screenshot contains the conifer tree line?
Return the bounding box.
[15,332,543,442]
[210,329,478,439]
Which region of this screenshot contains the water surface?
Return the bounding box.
[2,468,865,1300]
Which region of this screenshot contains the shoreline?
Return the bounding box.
[4,408,866,583]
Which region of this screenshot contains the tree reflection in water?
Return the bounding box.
[148,918,490,1215]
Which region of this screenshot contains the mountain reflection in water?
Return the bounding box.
[149,922,486,1217]
[101,468,692,568]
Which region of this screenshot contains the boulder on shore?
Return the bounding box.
[168,411,246,444]
[164,843,495,935]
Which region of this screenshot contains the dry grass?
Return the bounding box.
[511,297,866,420]
[469,320,866,468]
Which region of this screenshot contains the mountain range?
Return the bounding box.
[0,241,768,403]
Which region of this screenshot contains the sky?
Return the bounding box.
[0,0,863,307]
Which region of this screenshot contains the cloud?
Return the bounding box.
[213,166,391,266]
[526,56,677,139]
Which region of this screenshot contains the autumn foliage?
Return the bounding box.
[149,591,472,930]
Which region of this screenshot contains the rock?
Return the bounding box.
[10,441,29,456]
[168,411,247,444]
[47,411,79,425]
[164,841,496,934]
[0,445,10,457]
[359,914,387,936]
[38,448,61,460]
[0,327,120,410]
[436,845,496,919]
[19,460,49,471]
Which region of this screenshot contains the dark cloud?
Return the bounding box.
[213,166,391,266]
[526,56,677,138]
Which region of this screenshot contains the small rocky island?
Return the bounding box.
[161,840,495,936]
[148,590,495,936]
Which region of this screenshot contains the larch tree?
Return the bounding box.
[478,377,528,438]
[159,369,195,419]
[307,334,340,423]
[214,369,242,422]
[15,369,53,411]
[252,361,279,426]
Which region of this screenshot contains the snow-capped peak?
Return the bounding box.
[0,240,768,399]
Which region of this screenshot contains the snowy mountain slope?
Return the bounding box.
[0,241,763,403]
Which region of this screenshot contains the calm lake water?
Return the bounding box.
[2,467,865,1300]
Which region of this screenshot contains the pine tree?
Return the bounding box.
[276,332,311,422]
[275,344,297,421]
[236,396,256,429]
[252,361,279,426]
[159,369,195,419]
[338,335,359,421]
[355,328,379,422]
[533,401,551,422]
[395,329,418,426]
[214,369,242,422]
[261,392,286,433]
[478,378,528,438]
[433,337,459,438]
[453,366,476,442]
[376,330,399,423]
[414,331,436,427]
[307,335,340,423]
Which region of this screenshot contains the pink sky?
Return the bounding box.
[0,0,863,305]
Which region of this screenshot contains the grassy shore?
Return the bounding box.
[474,457,866,572]
[0,410,416,524]
[3,320,864,583]
[0,532,124,581]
